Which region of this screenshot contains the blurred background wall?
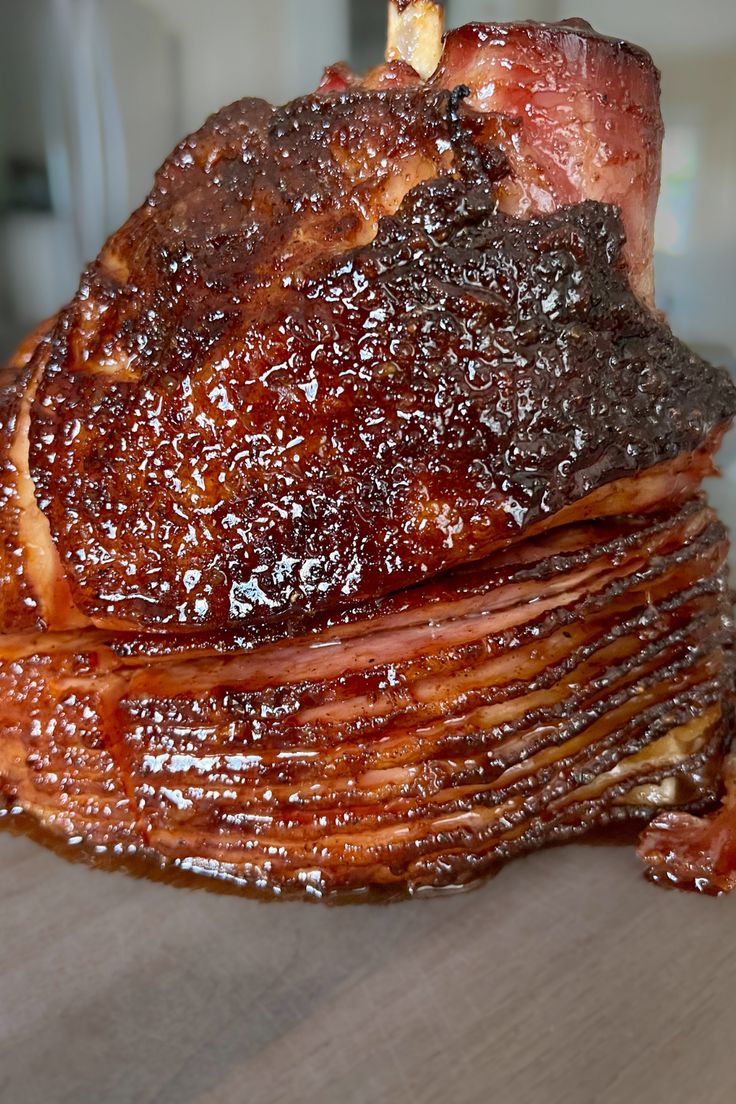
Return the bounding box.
[0,0,734,367]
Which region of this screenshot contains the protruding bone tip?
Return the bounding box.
[386,0,444,80]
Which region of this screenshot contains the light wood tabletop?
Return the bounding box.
[2,825,735,1104]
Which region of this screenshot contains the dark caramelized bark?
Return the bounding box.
[0,502,733,895]
[29,147,736,630]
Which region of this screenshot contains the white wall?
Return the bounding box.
[138,0,349,135]
[0,1,48,165]
[551,0,736,55]
[107,0,179,207]
[655,51,736,353]
[0,0,179,340]
[448,0,556,23]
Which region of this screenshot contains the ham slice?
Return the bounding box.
[638,756,736,893]
[26,162,735,632]
[0,322,88,633]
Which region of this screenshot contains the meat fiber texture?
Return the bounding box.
[1,18,735,896]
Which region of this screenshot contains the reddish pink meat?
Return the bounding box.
[430,19,663,303]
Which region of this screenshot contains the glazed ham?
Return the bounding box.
[0,1,735,895]
[327,13,664,303]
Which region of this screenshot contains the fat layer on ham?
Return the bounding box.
[0,7,735,896]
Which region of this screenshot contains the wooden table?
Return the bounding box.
[2,827,735,1104]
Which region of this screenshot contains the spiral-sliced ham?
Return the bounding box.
[637,755,736,893]
[0,500,732,894]
[1,6,735,896]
